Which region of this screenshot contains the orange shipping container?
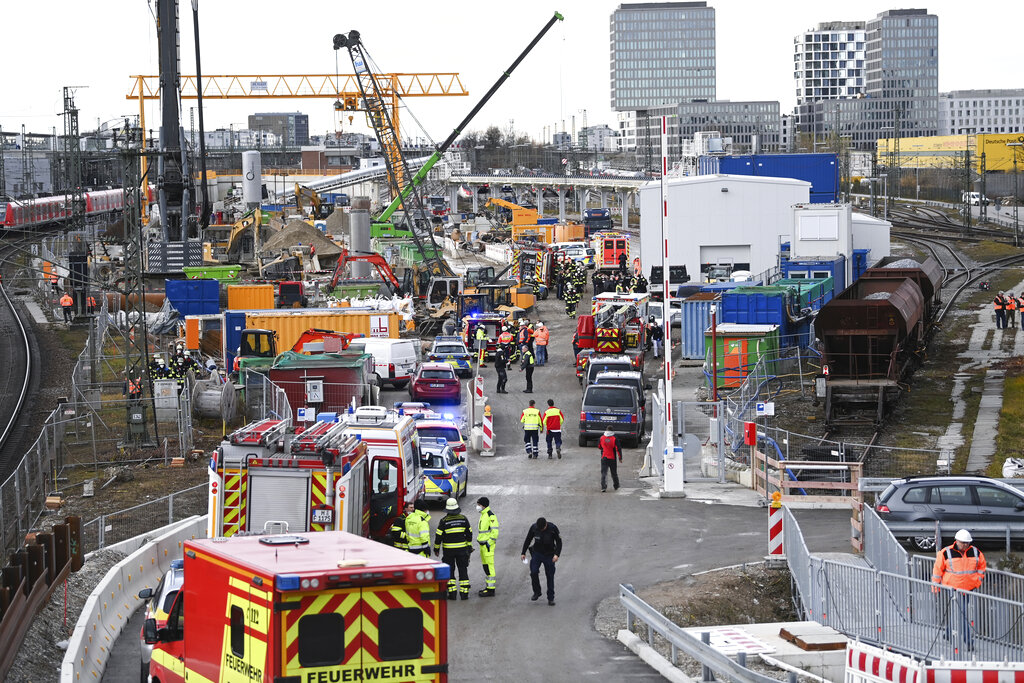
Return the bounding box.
[243,310,399,351]
[227,284,275,310]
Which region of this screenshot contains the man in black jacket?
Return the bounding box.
[494,346,509,394]
[520,517,562,605]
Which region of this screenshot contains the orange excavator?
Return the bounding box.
[328,247,404,294]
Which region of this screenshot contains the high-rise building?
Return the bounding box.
[793,21,866,105]
[632,100,781,160]
[248,112,310,146]
[795,8,938,150]
[864,8,938,135]
[939,89,1024,135]
[610,2,716,111]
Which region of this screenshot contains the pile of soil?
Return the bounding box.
[261,219,342,258]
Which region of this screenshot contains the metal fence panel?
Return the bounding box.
[81,483,208,554]
[863,504,910,577]
[675,401,725,482]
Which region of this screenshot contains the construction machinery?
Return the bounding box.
[233,327,364,380]
[328,247,404,294]
[332,11,564,293]
[294,183,335,220]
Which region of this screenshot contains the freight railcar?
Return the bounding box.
[859,256,944,320]
[816,276,928,425]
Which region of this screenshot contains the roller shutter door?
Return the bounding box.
[248,470,310,533]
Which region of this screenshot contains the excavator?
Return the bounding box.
[328,247,404,295]
[294,184,335,220]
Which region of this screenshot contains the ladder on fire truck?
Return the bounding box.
[290,421,362,466]
[229,418,290,447]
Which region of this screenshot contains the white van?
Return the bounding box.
[346,337,419,389]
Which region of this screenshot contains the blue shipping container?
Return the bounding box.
[718,153,839,203]
[780,255,846,294]
[720,289,813,348]
[679,298,714,359]
[165,279,219,316]
[223,310,248,371]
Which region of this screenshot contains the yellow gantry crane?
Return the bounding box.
[126,72,468,205]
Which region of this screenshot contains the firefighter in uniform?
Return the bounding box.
[390,503,411,550]
[932,529,986,649]
[475,496,500,597]
[520,399,542,458]
[498,326,514,355]
[405,499,432,558]
[475,325,489,367]
[573,262,586,293]
[543,399,565,459]
[564,282,579,318]
[433,498,473,600]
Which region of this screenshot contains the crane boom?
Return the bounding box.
[376,11,564,227]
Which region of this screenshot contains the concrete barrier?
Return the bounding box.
[60,515,207,683]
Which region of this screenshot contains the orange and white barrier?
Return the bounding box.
[481,405,494,456]
[925,665,1024,682]
[767,491,784,557]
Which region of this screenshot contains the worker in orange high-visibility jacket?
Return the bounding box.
[59,292,75,323]
[932,528,986,650]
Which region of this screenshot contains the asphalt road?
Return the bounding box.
[103,287,854,682]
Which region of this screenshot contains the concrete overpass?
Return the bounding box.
[449,173,649,223]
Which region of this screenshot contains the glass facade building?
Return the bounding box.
[794,21,866,105]
[610,2,716,111]
[939,89,1024,136]
[248,112,310,146]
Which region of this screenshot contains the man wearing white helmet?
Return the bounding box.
[932,528,986,650]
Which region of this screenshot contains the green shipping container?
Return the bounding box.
[704,323,780,389]
[772,277,834,310]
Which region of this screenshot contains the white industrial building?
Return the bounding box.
[638,174,811,281]
[638,174,891,286]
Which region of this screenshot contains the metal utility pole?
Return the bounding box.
[979,152,987,224]
[0,125,5,198]
[20,124,33,197]
[963,148,972,233]
[156,0,193,243]
[1009,142,1022,247]
[118,120,156,448]
[191,0,211,233]
[62,88,86,233]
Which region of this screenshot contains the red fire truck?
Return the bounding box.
[144,530,450,683]
[208,411,421,541]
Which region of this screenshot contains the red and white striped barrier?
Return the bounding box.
[845,642,922,683]
[474,375,484,402]
[926,666,1024,683]
[767,492,784,557]
[481,405,494,456]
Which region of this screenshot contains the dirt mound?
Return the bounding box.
[261,219,342,257]
[325,207,349,234]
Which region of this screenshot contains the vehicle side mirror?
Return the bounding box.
[143,618,160,644]
[644,384,653,391]
[138,587,154,600]
[458,456,466,463]
[1017,502,1024,511]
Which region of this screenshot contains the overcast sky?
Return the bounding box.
[1,1,1019,145]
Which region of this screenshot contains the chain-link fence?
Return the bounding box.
[80,483,208,553]
[244,372,294,423]
[0,257,198,555]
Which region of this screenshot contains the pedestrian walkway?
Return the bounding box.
[956,277,1024,473]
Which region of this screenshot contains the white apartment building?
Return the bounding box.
[579,125,617,152]
[939,89,1024,135]
[793,21,866,106]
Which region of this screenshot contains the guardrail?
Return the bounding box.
[0,516,83,681]
[784,506,1024,662]
[59,515,207,683]
[882,520,1024,554]
[618,583,780,683]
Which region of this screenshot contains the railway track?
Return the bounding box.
[0,232,37,474]
[889,206,1014,243]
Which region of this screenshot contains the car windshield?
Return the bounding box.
[419,427,461,442]
[434,345,466,354]
[426,455,448,469]
[584,387,635,408]
[421,370,454,380]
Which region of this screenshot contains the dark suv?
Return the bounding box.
[593,370,649,427]
[876,476,1024,550]
[579,383,643,447]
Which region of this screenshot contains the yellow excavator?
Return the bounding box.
[294,183,334,220]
